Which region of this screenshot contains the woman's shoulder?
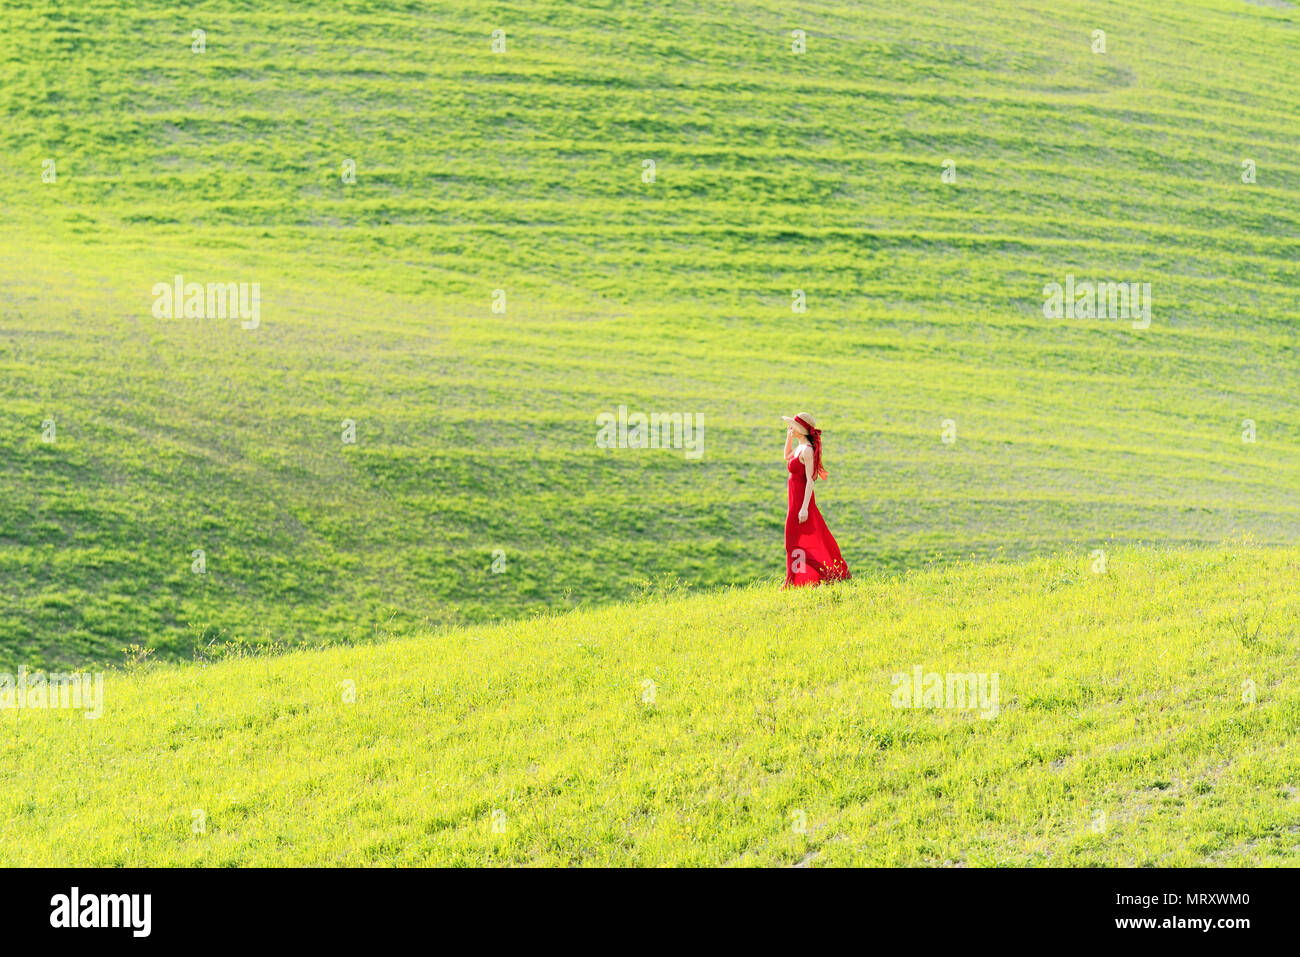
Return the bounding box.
[796,443,813,462]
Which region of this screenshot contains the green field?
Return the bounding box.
[0,0,1298,866]
[1,546,1296,865]
[2,0,1297,666]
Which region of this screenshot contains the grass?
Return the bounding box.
[1,544,1296,866]
[2,0,1299,666]
[0,0,1297,867]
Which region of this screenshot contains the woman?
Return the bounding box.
[782,412,850,587]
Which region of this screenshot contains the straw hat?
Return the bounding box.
[782,412,818,435]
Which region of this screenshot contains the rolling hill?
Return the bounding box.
[1,0,1298,666]
[0,545,1295,865]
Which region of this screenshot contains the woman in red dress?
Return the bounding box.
[782,412,850,587]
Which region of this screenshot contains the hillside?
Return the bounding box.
[0,545,1296,866]
[1,0,1298,666]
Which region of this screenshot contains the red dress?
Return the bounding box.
[784,452,850,587]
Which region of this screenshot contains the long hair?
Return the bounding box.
[793,415,828,480]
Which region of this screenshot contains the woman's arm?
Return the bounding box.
[798,445,814,522]
[784,427,793,461]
